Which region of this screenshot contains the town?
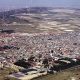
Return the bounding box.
[0,6,80,80]
[0,29,80,80]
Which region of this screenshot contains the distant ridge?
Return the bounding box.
[0,7,80,18]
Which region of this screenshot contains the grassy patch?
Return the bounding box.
[0,68,18,80]
[33,67,80,80]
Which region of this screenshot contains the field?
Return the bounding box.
[0,8,80,33]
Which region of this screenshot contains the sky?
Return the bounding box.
[0,0,80,10]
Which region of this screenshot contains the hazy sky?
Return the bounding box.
[0,0,80,10]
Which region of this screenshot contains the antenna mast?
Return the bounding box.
[2,8,5,25]
[26,0,33,14]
